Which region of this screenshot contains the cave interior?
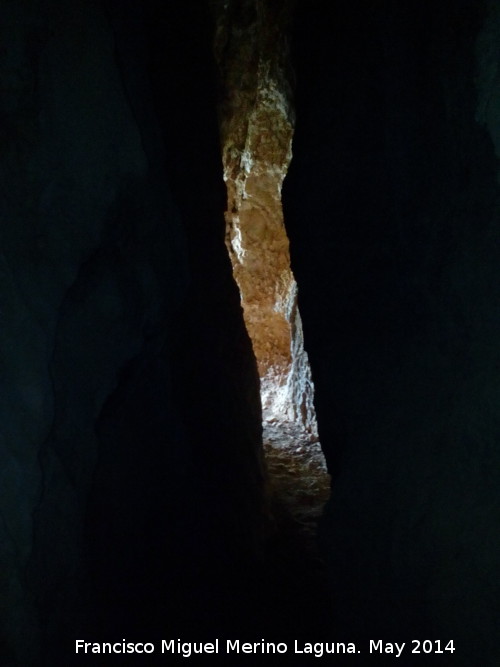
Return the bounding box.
[1,0,500,665]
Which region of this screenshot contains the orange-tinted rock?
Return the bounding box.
[212,0,317,436]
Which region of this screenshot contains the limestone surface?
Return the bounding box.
[212,0,317,436]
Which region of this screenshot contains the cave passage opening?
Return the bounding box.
[211,0,329,532]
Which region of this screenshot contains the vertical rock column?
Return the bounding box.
[211,0,317,437]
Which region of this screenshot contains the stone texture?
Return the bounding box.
[5,1,500,664]
[211,0,317,435]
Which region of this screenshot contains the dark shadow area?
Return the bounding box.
[2,1,499,665]
[284,0,500,663]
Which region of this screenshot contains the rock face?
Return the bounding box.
[5,1,500,664]
[284,0,500,663]
[211,0,317,435]
[0,1,264,664]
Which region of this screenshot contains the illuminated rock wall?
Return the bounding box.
[212,0,317,436]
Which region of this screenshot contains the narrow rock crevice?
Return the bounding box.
[211,0,332,638]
